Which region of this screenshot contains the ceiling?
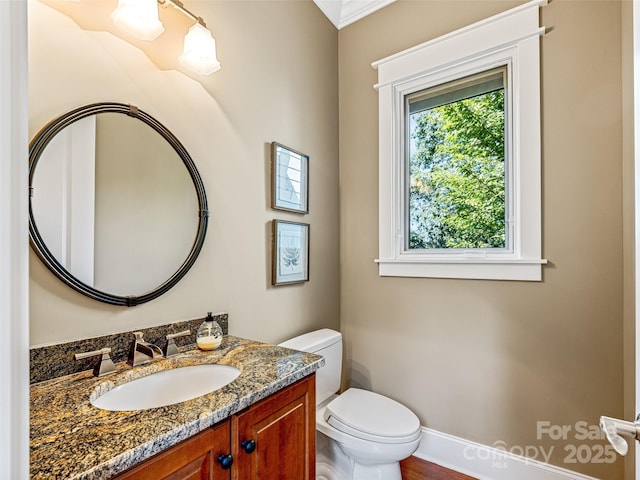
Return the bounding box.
[312,0,396,29]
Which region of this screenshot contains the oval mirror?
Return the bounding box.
[29,103,208,306]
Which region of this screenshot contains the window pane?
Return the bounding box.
[407,68,507,250]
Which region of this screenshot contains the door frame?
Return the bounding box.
[631,0,640,478]
[0,1,30,478]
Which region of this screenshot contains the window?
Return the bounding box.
[373,0,546,281]
[407,67,508,251]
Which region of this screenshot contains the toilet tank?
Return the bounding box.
[279,329,342,405]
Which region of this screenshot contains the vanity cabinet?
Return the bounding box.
[232,375,316,480]
[113,421,232,480]
[112,375,315,480]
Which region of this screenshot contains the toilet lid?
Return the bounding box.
[324,388,421,444]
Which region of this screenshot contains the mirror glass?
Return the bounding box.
[29,104,208,306]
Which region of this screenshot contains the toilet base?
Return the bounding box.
[352,462,402,480]
[317,430,352,480]
[316,430,404,480]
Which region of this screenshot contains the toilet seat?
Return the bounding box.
[324,388,421,444]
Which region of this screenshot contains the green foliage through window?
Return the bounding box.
[408,81,506,250]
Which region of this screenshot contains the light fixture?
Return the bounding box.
[179,21,221,75]
[110,0,221,75]
[111,0,165,41]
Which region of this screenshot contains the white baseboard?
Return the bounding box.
[414,428,601,480]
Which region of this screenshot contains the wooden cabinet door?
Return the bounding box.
[232,375,316,480]
[113,420,232,480]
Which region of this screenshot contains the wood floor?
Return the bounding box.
[400,456,478,480]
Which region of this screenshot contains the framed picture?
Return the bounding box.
[272,220,309,286]
[271,142,309,214]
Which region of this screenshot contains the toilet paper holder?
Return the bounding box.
[600,415,640,456]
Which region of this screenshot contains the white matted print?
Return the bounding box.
[272,220,309,285]
[271,142,309,213]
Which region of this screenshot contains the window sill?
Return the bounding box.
[375,258,547,281]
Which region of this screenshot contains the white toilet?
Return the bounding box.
[279,329,421,480]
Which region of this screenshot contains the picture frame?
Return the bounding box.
[271,142,309,214]
[272,220,309,286]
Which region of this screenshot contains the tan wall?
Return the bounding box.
[339,0,624,478]
[28,0,340,346]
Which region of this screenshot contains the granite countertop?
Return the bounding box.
[30,335,324,480]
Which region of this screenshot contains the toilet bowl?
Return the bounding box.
[279,329,421,480]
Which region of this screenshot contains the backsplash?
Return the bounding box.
[29,313,229,384]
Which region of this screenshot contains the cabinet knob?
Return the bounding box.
[217,453,233,469]
[241,439,256,454]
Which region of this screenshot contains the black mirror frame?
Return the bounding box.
[29,102,209,307]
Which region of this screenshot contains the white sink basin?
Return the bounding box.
[91,364,241,411]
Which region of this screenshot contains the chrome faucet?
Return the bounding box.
[128,331,163,367]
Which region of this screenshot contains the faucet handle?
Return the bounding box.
[74,347,116,377]
[166,329,190,340]
[132,331,144,340]
[165,330,191,357]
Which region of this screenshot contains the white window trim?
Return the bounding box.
[373,0,547,281]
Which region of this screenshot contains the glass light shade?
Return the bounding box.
[179,23,221,75]
[111,0,165,41]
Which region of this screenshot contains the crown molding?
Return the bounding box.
[313,0,396,29]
